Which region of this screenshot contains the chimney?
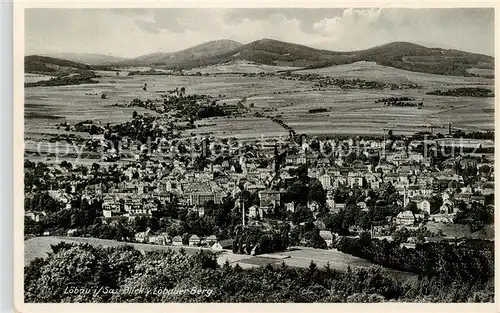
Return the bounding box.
[448,122,452,135]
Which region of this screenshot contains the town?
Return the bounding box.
[24,100,495,257]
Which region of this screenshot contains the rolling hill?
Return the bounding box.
[132,39,494,77]
[353,42,495,77]
[125,39,242,67]
[27,39,495,77]
[41,53,127,66]
[25,55,93,76]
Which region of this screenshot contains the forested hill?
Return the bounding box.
[128,39,494,77]
[25,55,93,76]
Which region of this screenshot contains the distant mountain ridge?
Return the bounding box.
[26,39,494,77]
[42,53,127,66]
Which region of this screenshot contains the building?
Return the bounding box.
[189,235,201,246]
[206,235,218,245]
[248,205,259,218]
[417,199,431,214]
[395,211,415,226]
[172,236,183,246]
[259,190,282,210]
[347,172,364,188]
[319,173,332,189]
[135,228,151,243]
[211,242,223,250]
[319,230,334,247]
[189,191,215,206]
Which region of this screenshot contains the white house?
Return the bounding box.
[418,199,431,214]
[211,242,223,250]
[319,230,334,247]
[395,211,415,226]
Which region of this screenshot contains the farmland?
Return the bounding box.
[25,62,494,154]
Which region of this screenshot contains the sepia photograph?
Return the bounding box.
[18,5,495,305]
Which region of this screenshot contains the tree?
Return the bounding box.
[308,179,326,204]
[132,111,138,119]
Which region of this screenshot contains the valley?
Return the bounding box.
[25,60,494,146]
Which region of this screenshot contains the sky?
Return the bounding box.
[25,8,495,58]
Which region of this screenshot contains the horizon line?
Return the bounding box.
[24,38,495,60]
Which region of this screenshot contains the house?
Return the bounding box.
[67,229,78,236]
[43,231,50,236]
[189,235,201,246]
[319,173,332,189]
[172,235,183,246]
[417,199,431,214]
[211,242,223,250]
[395,211,415,226]
[440,201,455,214]
[189,191,215,206]
[135,228,151,243]
[259,190,282,210]
[155,233,171,245]
[319,230,334,247]
[25,211,46,222]
[285,202,295,213]
[347,172,364,188]
[248,205,259,218]
[206,235,218,245]
[470,195,486,205]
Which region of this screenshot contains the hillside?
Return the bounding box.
[131,39,494,77]
[42,53,127,66]
[37,39,494,77]
[146,38,355,70]
[25,55,93,76]
[126,39,242,67]
[354,42,494,77]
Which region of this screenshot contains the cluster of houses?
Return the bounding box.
[132,228,233,250]
[25,130,494,248]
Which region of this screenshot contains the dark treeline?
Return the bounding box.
[375,97,423,107]
[427,87,494,97]
[335,236,494,284]
[24,242,494,303]
[308,108,329,114]
[233,226,289,255]
[25,71,99,87]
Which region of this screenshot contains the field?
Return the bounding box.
[25,63,495,158]
[185,60,302,74]
[24,73,55,84]
[24,236,414,280]
[295,61,494,87]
